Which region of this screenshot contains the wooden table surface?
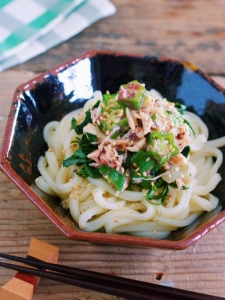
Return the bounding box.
[1,1,225,299]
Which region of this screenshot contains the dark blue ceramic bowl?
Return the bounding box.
[1,50,225,249]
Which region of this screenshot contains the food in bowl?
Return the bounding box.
[35,80,224,239]
[1,50,225,249]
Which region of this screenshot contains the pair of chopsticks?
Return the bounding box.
[0,253,222,300]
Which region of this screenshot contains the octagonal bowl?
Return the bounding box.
[1,50,225,249]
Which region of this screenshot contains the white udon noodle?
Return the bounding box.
[35,90,225,239]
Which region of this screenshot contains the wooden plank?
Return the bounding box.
[0,71,225,299]
[11,0,225,75]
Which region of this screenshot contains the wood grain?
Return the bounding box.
[11,0,225,75]
[0,71,225,299]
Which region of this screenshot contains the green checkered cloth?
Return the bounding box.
[0,0,116,71]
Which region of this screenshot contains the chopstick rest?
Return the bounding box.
[0,238,59,300]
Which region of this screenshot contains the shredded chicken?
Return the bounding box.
[139,110,153,135]
[175,123,192,150]
[126,107,136,130]
[169,153,187,166]
[122,127,145,141]
[84,84,192,182]
[91,106,101,124]
[127,138,146,152]
[88,144,123,168]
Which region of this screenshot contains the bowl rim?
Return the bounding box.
[1,49,225,250]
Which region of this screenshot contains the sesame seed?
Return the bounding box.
[142,189,147,196]
[73,186,80,190]
[137,172,141,176]
[133,163,137,167]
[48,148,54,152]
[153,229,156,234]
[146,157,150,161]
[135,167,140,172]
[114,219,119,222]
[35,178,38,183]
[123,207,127,210]
[50,131,55,135]
[143,171,147,176]
[82,225,86,229]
